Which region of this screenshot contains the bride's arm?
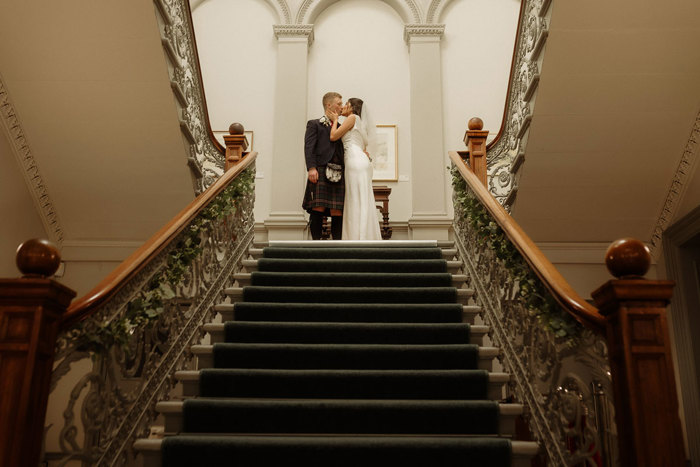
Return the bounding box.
[330,114,356,141]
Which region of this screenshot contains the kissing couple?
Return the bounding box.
[302,92,382,241]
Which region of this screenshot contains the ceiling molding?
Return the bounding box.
[649,108,700,256]
[0,73,64,245]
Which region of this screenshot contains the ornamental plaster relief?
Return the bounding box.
[155,0,226,192]
[273,24,315,44]
[649,108,700,256]
[295,0,422,24]
[485,0,550,209]
[403,23,445,42]
[0,74,64,245]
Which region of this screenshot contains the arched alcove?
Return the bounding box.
[296,0,421,25]
[441,0,520,151]
[191,0,278,221]
[192,0,291,24]
[307,0,412,222]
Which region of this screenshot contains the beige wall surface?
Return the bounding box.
[0,127,48,277]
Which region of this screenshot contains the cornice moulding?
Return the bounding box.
[404,24,445,43]
[0,74,64,246]
[649,108,700,256]
[273,24,314,45]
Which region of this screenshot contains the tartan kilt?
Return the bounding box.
[302,165,345,213]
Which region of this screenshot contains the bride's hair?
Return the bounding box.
[348,98,363,116]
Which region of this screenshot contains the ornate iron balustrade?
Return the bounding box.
[44,160,256,466]
[153,0,226,193]
[450,157,618,466]
[485,0,551,209]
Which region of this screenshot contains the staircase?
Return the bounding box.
[135,240,538,466]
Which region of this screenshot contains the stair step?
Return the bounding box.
[203,322,488,346]
[134,437,538,467]
[267,240,440,248]
[136,242,540,465]
[249,247,458,260]
[214,303,481,324]
[259,241,455,249]
[242,259,463,274]
[175,369,509,400]
[233,272,466,288]
[191,344,499,371]
[224,287,473,304]
[155,399,523,436]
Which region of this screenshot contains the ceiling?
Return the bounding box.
[0,1,194,252]
[513,0,700,245]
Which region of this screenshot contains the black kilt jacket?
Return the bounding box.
[304,118,345,170]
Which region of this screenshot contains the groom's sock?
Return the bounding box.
[331,216,343,240]
[309,211,324,240]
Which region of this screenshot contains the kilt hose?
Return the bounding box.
[302,166,345,213]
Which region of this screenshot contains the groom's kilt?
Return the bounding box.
[302,166,345,213]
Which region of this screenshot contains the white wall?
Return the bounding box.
[191,0,521,231]
[191,0,278,223]
[308,0,412,221]
[442,0,520,149]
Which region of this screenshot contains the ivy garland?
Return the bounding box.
[78,168,255,355]
[450,166,581,343]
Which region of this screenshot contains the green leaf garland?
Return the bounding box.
[77,168,255,355]
[450,166,581,343]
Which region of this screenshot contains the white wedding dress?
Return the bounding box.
[342,116,382,240]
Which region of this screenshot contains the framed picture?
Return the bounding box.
[213,130,254,152]
[372,125,398,181]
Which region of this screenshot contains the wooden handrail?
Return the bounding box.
[449,150,606,332]
[62,152,257,329]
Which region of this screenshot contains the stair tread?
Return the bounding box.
[176,369,510,379]
[141,243,538,465]
[158,399,524,412]
[203,322,486,331]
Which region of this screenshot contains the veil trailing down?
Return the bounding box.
[338,98,382,240]
[360,103,378,162]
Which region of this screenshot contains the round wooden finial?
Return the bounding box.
[605,238,651,279]
[229,123,244,135]
[468,117,484,131]
[16,238,61,277]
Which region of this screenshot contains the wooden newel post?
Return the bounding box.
[0,239,75,467]
[463,117,488,187]
[223,122,249,171]
[592,238,686,467]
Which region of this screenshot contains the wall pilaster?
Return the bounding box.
[405,24,451,240]
[264,25,314,240]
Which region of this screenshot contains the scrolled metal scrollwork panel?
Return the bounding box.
[452,185,618,466]
[45,165,256,466]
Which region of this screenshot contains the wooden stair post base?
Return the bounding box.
[592,279,686,467]
[0,277,75,467]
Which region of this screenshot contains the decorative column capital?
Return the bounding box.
[404,24,445,43]
[273,24,314,45]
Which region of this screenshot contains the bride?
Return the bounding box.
[330,98,382,240]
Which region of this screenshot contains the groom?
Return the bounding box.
[302,92,345,240]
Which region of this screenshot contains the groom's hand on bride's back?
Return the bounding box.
[308,168,319,183]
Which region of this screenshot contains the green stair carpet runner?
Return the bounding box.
[162,245,513,466]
